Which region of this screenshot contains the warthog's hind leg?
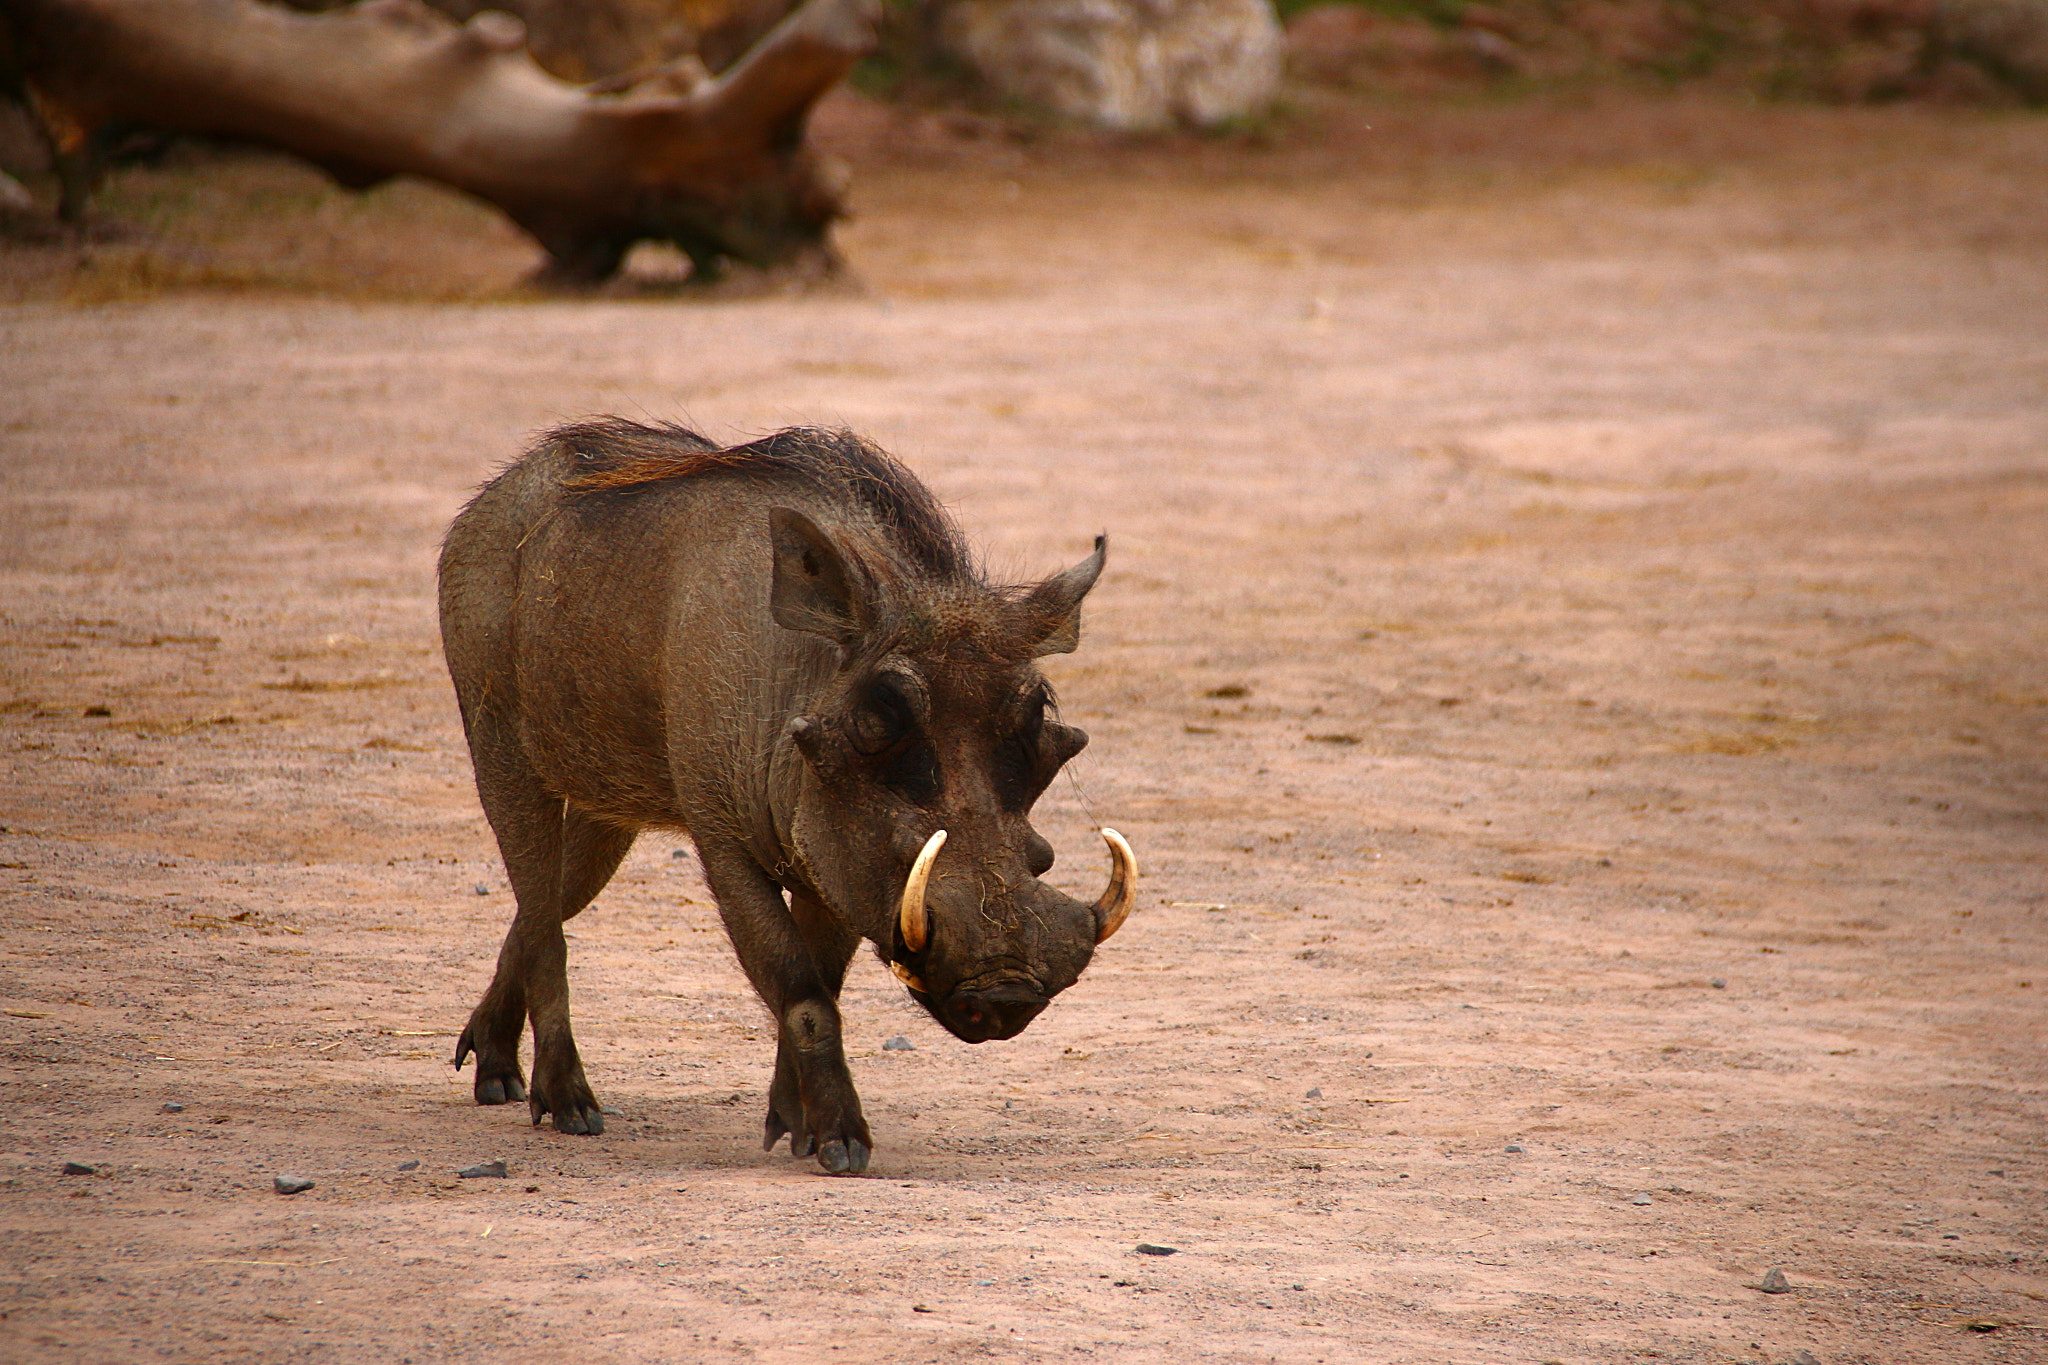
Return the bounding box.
[456,733,634,1134]
[454,936,529,1107]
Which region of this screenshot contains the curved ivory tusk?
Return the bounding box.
[898,828,947,954]
[889,960,927,993]
[1093,827,1138,943]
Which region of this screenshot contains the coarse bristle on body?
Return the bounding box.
[551,418,973,582]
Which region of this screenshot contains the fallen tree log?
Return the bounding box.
[1,0,875,282]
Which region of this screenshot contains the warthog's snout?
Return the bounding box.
[938,982,1048,1043]
[891,826,1139,1042]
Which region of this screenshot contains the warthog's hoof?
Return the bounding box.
[474,1073,527,1106]
[528,1060,605,1135]
[454,1023,527,1107]
[764,1098,871,1174]
[535,1100,604,1136]
[818,1137,869,1175]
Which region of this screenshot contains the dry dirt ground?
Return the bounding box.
[1,89,2045,1364]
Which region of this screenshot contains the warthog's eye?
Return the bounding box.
[848,675,939,804]
[849,678,913,755]
[994,686,1060,811]
[1020,686,1048,742]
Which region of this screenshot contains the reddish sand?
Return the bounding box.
[1,89,2044,1363]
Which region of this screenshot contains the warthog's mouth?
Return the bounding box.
[906,976,1048,1044]
[889,957,1051,1043]
[886,826,1136,1044]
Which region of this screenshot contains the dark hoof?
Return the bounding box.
[818,1138,869,1175]
[547,1105,605,1136]
[475,1074,527,1106]
[455,1023,528,1107]
[529,1089,604,1136]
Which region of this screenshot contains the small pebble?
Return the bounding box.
[1758,1267,1791,1293]
[458,1160,508,1179]
[1134,1243,1177,1256]
[602,1107,622,1116]
[397,1160,419,1172]
[1304,1086,1322,1099]
[1631,1193,1653,1206]
[474,883,490,896]
[882,1036,914,1051]
[1790,1351,1822,1365]
[973,1279,994,1287]
[1710,978,1727,989]
[160,1102,184,1114]
[274,1175,314,1195]
[61,1161,96,1176]
[1505,1144,1525,1154]
[671,849,689,859]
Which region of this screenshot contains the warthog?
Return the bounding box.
[438,420,1136,1173]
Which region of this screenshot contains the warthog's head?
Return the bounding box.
[772,506,1135,1043]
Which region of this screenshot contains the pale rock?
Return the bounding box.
[939,0,1282,131]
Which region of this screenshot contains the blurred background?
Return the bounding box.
[4,0,2046,298]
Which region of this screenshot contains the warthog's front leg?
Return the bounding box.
[702,852,871,1174]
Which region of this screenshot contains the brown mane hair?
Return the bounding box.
[551,419,973,581]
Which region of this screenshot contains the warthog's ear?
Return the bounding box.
[769,507,870,646]
[1017,535,1106,658]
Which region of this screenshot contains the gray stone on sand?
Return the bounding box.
[274,1174,314,1194]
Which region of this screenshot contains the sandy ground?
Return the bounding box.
[1,90,2045,1363]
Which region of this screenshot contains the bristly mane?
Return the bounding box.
[552,419,972,581]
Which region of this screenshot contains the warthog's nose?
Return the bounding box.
[942,985,1047,1043]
